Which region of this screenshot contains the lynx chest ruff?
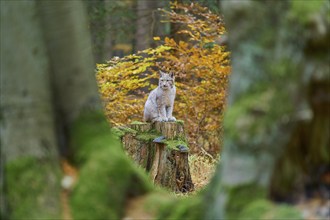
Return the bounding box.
[158,89,175,106]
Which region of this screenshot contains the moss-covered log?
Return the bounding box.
[116,121,194,193]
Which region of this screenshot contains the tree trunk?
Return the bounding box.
[119,122,194,193]
[85,0,114,63]
[203,1,329,219]
[1,1,102,219]
[86,0,106,63]
[1,1,61,218]
[102,0,113,61]
[37,1,101,158]
[0,1,59,164]
[134,0,162,52]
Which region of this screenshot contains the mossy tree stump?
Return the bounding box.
[114,121,194,193]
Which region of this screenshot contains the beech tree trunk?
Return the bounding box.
[134,0,164,52]
[86,0,114,63]
[1,1,100,219]
[119,122,194,193]
[1,2,61,218]
[203,1,329,219]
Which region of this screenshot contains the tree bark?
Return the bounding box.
[134,0,162,52]
[119,122,194,193]
[86,0,106,63]
[86,0,114,63]
[1,1,101,219]
[37,1,101,158]
[135,0,150,52]
[102,0,113,61]
[37,1,99,124]
[1,1,61,218]
[0,0,58,164]
[203,1,330,219]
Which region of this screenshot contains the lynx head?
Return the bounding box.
[159,71,175,90]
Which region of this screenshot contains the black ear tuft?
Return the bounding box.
[170,72,174,78]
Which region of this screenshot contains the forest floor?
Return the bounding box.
[58,152,218,220]
[59,154,329,220]
[296,198,330,220]
[188,152,219,192]
[61,160,77,220]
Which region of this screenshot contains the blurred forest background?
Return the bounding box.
[1,0,329,220]
[85,0,222,61]
[93,0,229,156]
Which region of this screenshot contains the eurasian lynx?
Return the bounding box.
[143,71,176,122]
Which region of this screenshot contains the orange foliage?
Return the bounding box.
[96,2,231,153]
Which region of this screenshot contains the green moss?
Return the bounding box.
[224,93,260,140]
[6,157,61,219]
[291,0,325,23]
[111,127,126,138]
[157,195,202,220]
[71,148,152,219]
[131,121,146,125]
[163,139,188,151]
[224,88,293,142]
[137,132,160,142]
[226,184,267,219]
[70,112,112,164]
[111,126,137,139]
[239,199,302,219]
[143,191,173,215]
[239,199,273,219]
[274,204,302,219]
[175,120,184,125]
[70,112,153,219]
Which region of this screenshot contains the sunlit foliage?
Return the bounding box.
[97,2,231,153]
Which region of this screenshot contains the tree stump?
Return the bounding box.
[115,121,194,193]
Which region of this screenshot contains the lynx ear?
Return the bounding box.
[170,72,174,78]
[159,70,165,77]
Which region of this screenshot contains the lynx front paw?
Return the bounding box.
[167,116,176,122]
[153,117,168,122]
